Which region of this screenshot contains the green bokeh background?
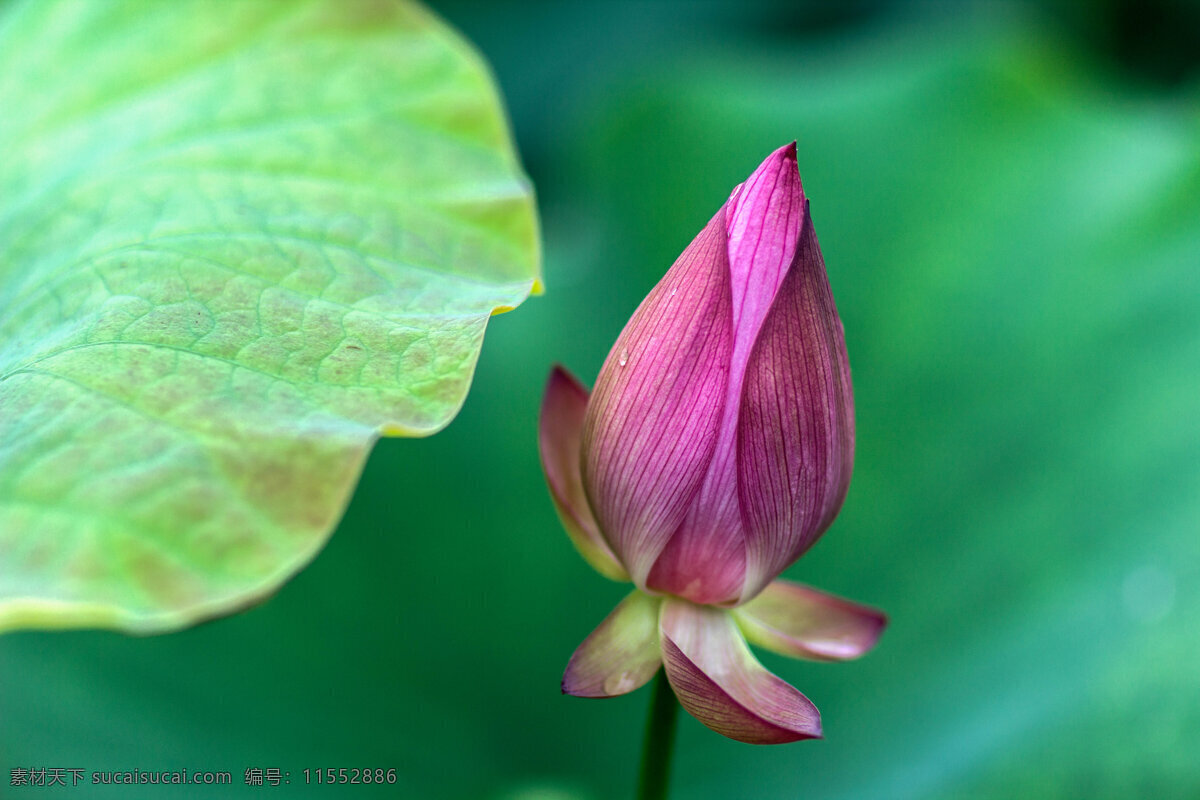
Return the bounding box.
[3,1,1198,798]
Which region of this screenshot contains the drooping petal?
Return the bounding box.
[659,598,822,744]
[738,199,854,600]
[562,590,662,697]
[539,366,628,581]
[734,579,886,661]
[582,208,733,588]
[646,144,806,606]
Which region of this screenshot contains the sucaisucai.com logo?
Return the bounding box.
[91,769,232,785]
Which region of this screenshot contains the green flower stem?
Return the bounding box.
[636,670,679,800]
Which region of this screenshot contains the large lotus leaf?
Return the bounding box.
[0,0,540,634]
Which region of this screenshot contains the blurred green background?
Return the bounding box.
[3,0,1198,797]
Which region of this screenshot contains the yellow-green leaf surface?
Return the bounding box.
[0,0,540,633]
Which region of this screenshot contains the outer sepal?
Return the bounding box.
[563,590,662,697]
[735,579,886,661]
[539,366,628,581]
[659,598,822,744]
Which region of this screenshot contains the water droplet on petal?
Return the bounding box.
[618,349,629,367]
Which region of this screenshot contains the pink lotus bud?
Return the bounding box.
[540,144,885,744]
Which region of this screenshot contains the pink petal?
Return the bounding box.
[582,208,734,587]
[539,366,628,581]
[737,198,854,600]
[659,598,822,744]
[645,144,805,606]
[644,528,745,606]
[562,591,662,697]
[727,142,804,357]
[735,579,887,661]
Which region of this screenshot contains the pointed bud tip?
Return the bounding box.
[773,142,802,194]
[764,141,797,171]
[752,141,795,173]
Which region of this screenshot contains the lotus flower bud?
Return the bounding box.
[540,143,885,744]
